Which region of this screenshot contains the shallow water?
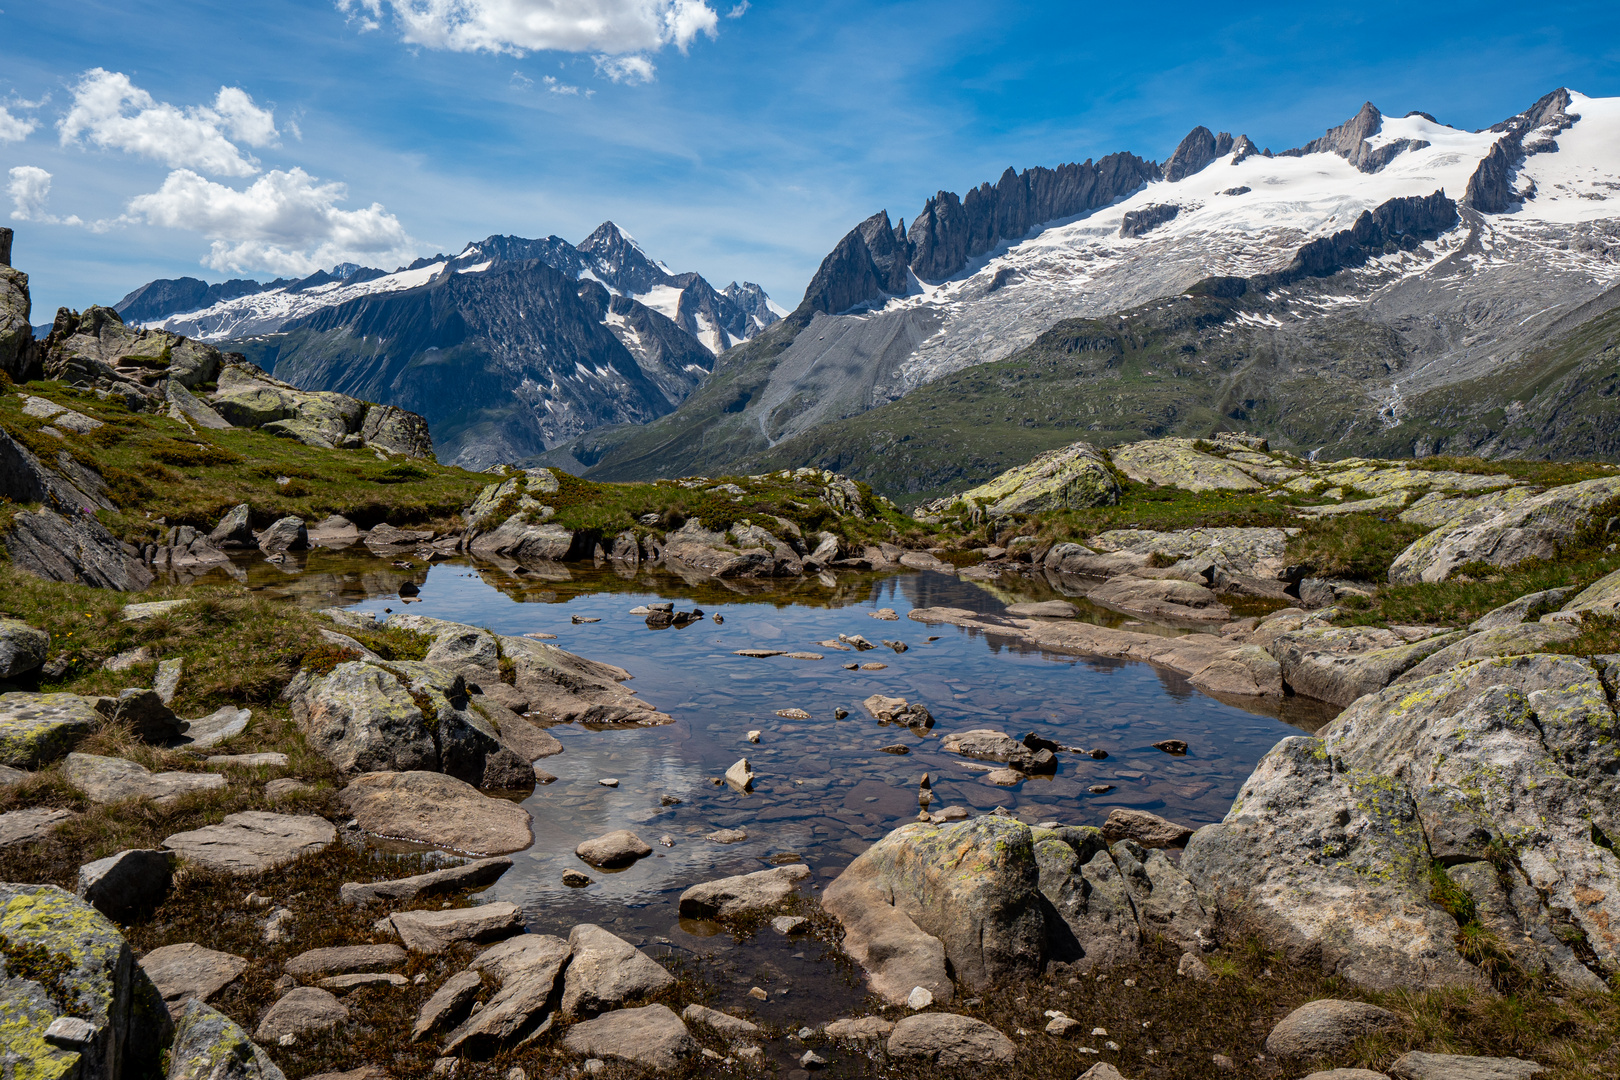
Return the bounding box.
[236,549,1333,1033]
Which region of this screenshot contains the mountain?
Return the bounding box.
[544,89,1620,498]
[116,223,781,468]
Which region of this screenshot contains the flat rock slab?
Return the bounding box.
[1390,1052,1544,1079]
[340,856,513,905]
[0,692,98,767]
[205,753,287,768]
[65,753,227,806]
[178,707,252,749]
[320,973,407,993]
[254,986,348,1042]
[560,923,675,1018]
[284,944,406,978]
[339,771,532,856]
[678,865,811,919]
[0,807,74,846]
[575,829,652,867]
[411,970,484,1041]
[562,1004,697,1072]
[1266,999,1401,1058]
[140,943,250,1003]
[121,600,191,621]
[824,1016,894,1042]
[887,1012,1016,1066]
[389,903,524,952]
[1004,601,1078,618]
[681,1003,759,1037]
[444,936,571,1055]
[1100,807,1194,848]
[164,811,336,874]
[470,934,572,983]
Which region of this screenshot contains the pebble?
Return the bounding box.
[772,915,808,935]
[799,1050,826,1069]
[748,987,768,1001]
[905,986,933,1010]
[708,828,748,844]
[598,778,619,787]
[571,616,600,624]
[658,835,674,847]
[562,870,593,887]
[833,708,848,718]
[775,708,811,719]
[747,730,761,742]
[879,745,910,755]
[1089,784,1115,794]
[859,663,888,671]
[1152,739,1189,755]
[660,795,682,806]
[841,663,858,670]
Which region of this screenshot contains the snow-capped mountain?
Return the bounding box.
[549,89,1620,491]
[113,223,781,469]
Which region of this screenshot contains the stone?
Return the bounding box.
[76,848,175,919]
[946,441,1120,515]
[1151,739,1188,754]
[102,688,186,743]
[443,940,569,1055]
[1268,626,1466,706]
[799,1050,827,1068]
[678,865,812,919]
[411,971,484,1041]
[1100,808,1194,848]
[575,830,652,867]
[861,695,933,727]
[940,729,1038,769]
[724,757,755,792]
[1178,951,1212,980]
[389,904,525,952]
[1265,999,1401,1058]
[209,503,256,548]
[1111,438,1265,492]
[179,706,253,749]
[1469,588,1572,630]
[0,807,73,846]
[0,884,171,1080]
[1078,1067,1129,1080]
[559,923,675,1018]
[167,999,286,1080]
[0,692,97,767]
[707,828,748,844]
[1560,567,1620,616]
[320,973,406,993]
[1388,1052,1544,1079]
[265,778,312,800]
[164,811,337,874]
[66,753,228,806]
[823,1016,893,1042]
[468,934,570,982]
[0,618,48,678]
[121,599,191,622]
[1004,600,1078,618]
[207,753,288,768]
[906,985,933,1009]
[4,504,153,592]
[254,986,348,1042]
[561,1004,697,1072]
[1390,477,1620,583]
[1087,576,1231,622]
[284,945,407,978]
[561,870,592,886]
[886,1013,1016,1066]
[339,771,533,855]
[1301,1071,1389,1080]
[366,523,434,548]
[140,943,249,1003]
[154,659,184,705]
[681,1003,760,1037]
[257,516,310,554]
[1046,1015,1082,1036]
[1395,623,1580,683]
[340,856,513,905]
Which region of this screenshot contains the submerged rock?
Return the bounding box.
[677,865,812,919]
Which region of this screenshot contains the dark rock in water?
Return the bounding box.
[257,516,309,554]
[1022,732,1063,753]
[399,582,420,597]
[208,503,256,548]
[1152,739,1188,755]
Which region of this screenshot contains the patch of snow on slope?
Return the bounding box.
[1517,93,1620,224]
[636,284,683,321]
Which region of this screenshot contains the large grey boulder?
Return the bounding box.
[462,470,560,531]
[1470,587,1571,630]
[559,923,675,1018]
[938,440,1120,515]
[886,1013,1016,1066]
[1559,567,1620,617]
[0,884,172,1080]
[1110,839,1215,956]
[3,505,153,592]
[1389,477,1620,583]
[167,998,285,1080]
[468,519,574,564]
[253,986,347,1042]
[163,812,336,874]
[102,688,186,743]
[256,516,308,555]
[208,504,256,548]
[442,935,569,1056]
[574,830,652,867]
[339,771,532,855]
[1267,626,1465,706]
[1,242,31,380]
[0,692,97,767]
[470,934,573,982]
[1265,999,1401,1058]
[658,519,775,579]
[76,848,175,919]
[561,1004,697,1072]
[139,943,249,1003]
[291,659,530,788]
[1100,808,1194,848]
[1086,576,1231,622]
[1089,526,1296,580]
[209,362,432,457]
[1394,623,1579,683]
[1032,826,1143,970]
[677,864,812,918]
[0,618,48,679]
[1110,438,1265,492]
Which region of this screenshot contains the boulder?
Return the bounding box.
[0,692,97,767]
[1389,477,1620,583]
[886,1013,1016,1066]
[167,998,286,1080]
[681,1003,759,1038]
[461,469,559,531]
[365,523,434,548]
[0,807,74,846]
[574,830,652,867]
[468,519,575,564]
[1264,999,1401,1058]
[339,771,533,855]
[1088,526,1295,579]
[163,381,232,431]
[949,441,1120,515]
[208,504,256,548]
[178,706,252,749]
[1559,567,1620,617]
[76,848,176,919]
[163,811,336,874]
[284,945,406,978]
[0,884,171,1080]
[389,904,524,953]
[468,935,570,983]
[1267,626,1466,706]
[677,865,812,919]
[723,757,755,792]
[256,516,309,555]
[1395,624,1580,683]
[1110,438,1265,493]
[0,618,48,679]
[139,943,249,1003]
[1100,808,1194,848]
[1003,600,1078,618]
[559,924,675,1018]
[65,753,227,806]
[1110,840,1215,956]
[1043,542,1151,576]
[939,729,1039,769]
[410,970,484,1041]
[1086,576,1231,622]
[823,1016,893,1042]
[1,451,150,590]
[1388,1052,1544,1079]
[1032,826,1143,970]
[1470,588,1571,631]
[1187,645,1284,697]
[103,688,186,743]
[561,1004,696,1072]
[292,660,530,788]
[253,986,348,1042]
[442,936,570,1056]
[339,856,513,905]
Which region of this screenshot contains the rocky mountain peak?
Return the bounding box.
[1164,127,1237,182]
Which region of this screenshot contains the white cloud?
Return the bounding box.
[126,167,416,276]
[725,1,748,17]
[7,166,84,227]
[58,69,278,177]
[0,106,37,143]
[594,54,656,84]
[542,75,582,95]
[340,1,719,58]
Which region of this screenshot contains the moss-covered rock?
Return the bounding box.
[165,999,283,1080]
[948,440,1119,515]
[0,694,98,769]
[0,620,48,680]
[1109,438,1265,493]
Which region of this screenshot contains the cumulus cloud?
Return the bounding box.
[726,1,748,16]
[7,166,85,227]
[126,167,415,276]
[340,1,720,57]
[0,106,38,143]
[59,69,278,177]
[594,54,656,84]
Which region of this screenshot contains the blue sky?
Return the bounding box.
[3,0,1618,317]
